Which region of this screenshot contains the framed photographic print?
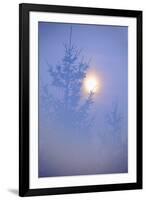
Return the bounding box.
[19,3,142,197]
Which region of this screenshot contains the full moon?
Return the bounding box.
[84,75,100,94]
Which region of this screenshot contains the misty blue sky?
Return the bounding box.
[38,22,128,177]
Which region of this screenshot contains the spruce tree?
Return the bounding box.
[43,26,95,132]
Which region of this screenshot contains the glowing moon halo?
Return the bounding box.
[84,75,100,94]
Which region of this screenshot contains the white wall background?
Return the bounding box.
[0,0,144,199]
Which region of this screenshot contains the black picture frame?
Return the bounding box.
[19,3,142,197]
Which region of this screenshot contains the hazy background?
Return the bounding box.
[38,22,128,177]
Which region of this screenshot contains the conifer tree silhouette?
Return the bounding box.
[105,100,122,144]
[106,101,122,132]
[42,26,95,132]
